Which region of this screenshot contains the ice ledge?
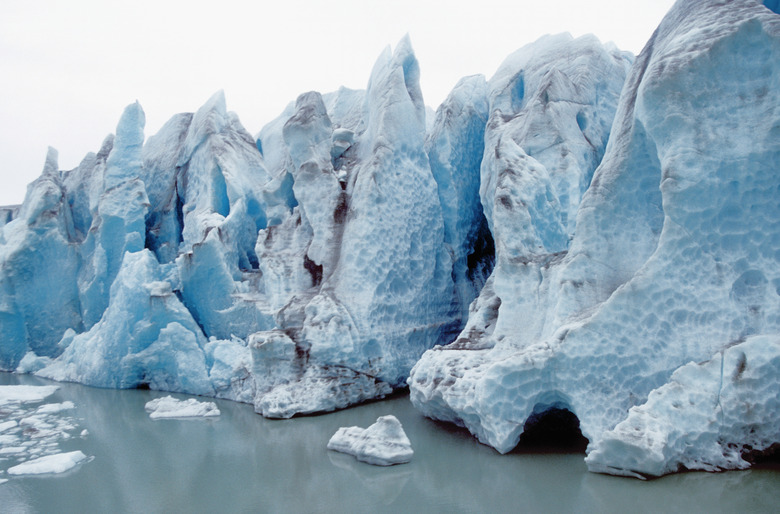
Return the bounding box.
[586,335,780,478]
[254,364,392,419]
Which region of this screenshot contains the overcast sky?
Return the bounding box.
[0,0,676,206]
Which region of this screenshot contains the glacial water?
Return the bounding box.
[1,372,779,513]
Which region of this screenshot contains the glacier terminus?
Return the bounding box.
[1,0,779,479]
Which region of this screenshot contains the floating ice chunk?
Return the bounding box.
[0,385,59,405]
[0,446,26,455]
[144,396,220,419]
[0,420,18,432]
[0,435,19,446]
[0,387,83,474]
[36,401,75,414]
[0,478,7,485]
[7,451,88,475]
[327,415,413,466]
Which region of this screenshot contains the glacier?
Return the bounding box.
[585,335,780,478]
[409,0,780,478]
[0,35,491,418]
[1,0,779,479]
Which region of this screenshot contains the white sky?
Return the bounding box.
[0,0,676,206]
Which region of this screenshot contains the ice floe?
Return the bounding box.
[0,384,89,480]
[7,450,88,476]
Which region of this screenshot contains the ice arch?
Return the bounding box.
[516,392,587,451]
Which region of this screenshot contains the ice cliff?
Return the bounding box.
[1,0,778,479]
[0,36,494,419]
[409,0,780,477]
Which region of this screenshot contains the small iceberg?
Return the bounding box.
[327,415,413,466]
[7,451,88,476]
[144,396,220,419]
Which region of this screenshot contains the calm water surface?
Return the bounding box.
[1,372,779,513]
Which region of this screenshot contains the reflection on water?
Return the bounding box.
[1,372,779,513]
[328,451,412,505]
